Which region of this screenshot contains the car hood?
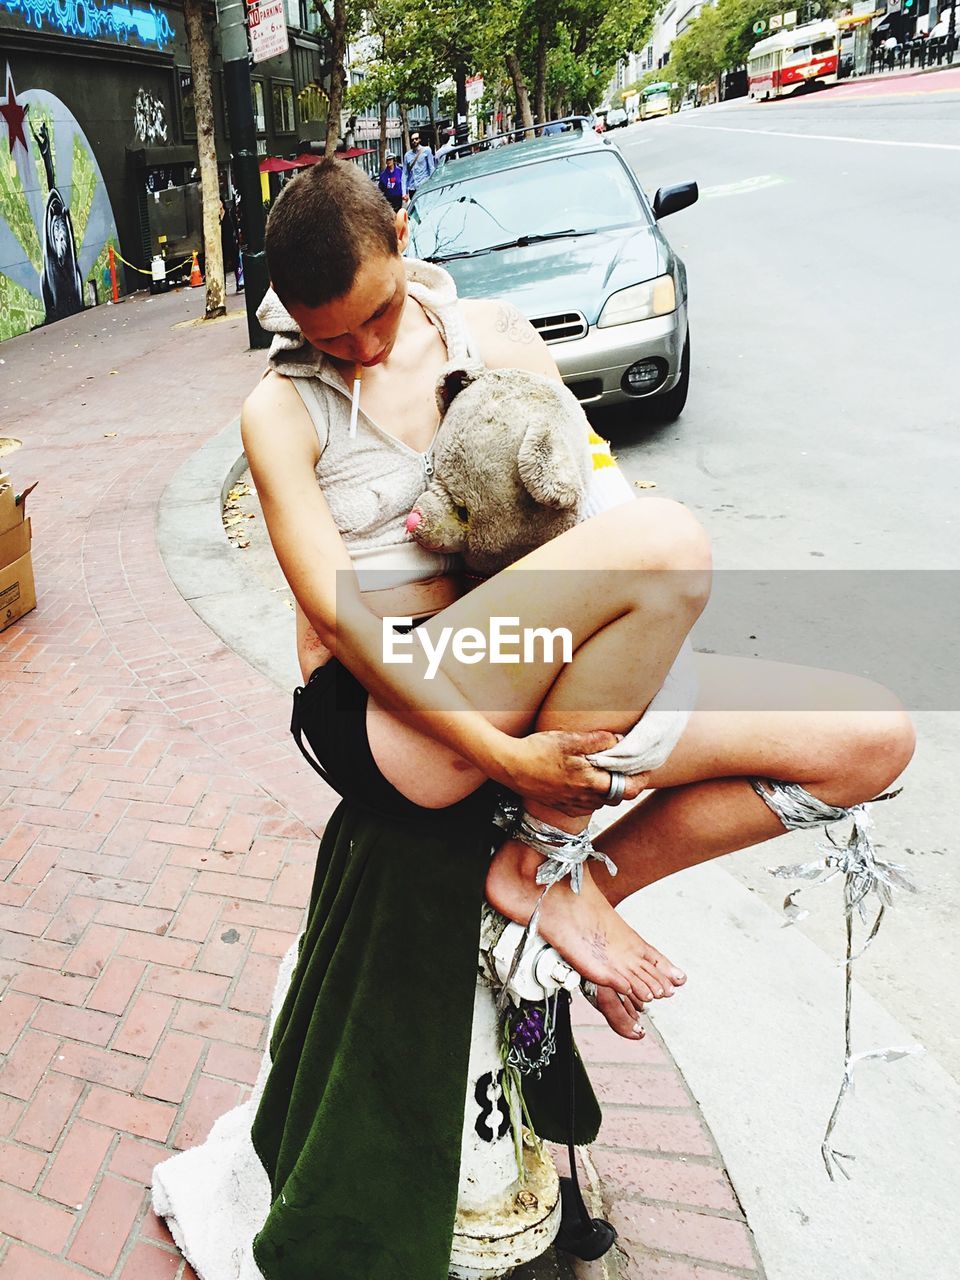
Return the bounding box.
[437,226,668,326]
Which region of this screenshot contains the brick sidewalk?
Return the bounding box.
[0,290,764,1280]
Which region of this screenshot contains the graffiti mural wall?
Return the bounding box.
[0,64,124,340]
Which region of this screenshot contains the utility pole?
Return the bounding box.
[216,0,270,349]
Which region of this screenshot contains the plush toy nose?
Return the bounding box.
[405,509,423,534]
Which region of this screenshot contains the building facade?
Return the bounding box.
[0,2,329,342]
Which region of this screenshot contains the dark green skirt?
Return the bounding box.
[250,794,601,1280]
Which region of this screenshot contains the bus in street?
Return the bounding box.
[747,20,840,100]
[639,81,673,120]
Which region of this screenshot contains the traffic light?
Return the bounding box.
[904,0,914,8]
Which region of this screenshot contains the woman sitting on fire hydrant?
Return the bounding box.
[159,159,915,1280]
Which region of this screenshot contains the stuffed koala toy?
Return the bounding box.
[405,361,594,577]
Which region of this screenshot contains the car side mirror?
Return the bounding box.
[653,182,699,219]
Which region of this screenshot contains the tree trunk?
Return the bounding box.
[399,103,410,154]
[325,0,349,158]
[379,99,388,170]
[534,20,549,125]
[505,52,534,132]
[183,0,224,318]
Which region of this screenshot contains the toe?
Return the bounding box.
[626,971,658,1003]
[631,961,668,999]
[645,946,686,985]
[594,987,645,1040]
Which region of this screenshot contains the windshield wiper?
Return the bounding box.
[427,228,596,263]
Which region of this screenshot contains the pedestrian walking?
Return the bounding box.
[403,129,435,200]
[219,193,243,293]
[377,151,404,211]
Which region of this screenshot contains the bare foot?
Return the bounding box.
[485,839,687,1009]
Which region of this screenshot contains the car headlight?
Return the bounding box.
[597,274,676,328]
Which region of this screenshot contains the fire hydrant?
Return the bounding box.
[151,913,588,1280]
[449,911,581,1279]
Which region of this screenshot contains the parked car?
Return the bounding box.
[605,107,629,129]
[407,125,698,420]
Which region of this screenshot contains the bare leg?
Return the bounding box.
[584,654,915,1034]
[594,653,916,903]
[485,607,707,1003]
[368,499,711,1001]
[369,499,711,806]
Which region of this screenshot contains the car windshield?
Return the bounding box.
[408,151,646,262]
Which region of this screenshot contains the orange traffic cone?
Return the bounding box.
[189,251,203,288]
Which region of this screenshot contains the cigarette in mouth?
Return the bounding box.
[349,364,362,438]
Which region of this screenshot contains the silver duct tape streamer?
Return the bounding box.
[753,779,923,1180]
[516,815,617,896]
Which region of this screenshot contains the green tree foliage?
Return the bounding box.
[669,3,726,100]
[505,0,658,115]
[349,1,485,134]
[343,0,658,135]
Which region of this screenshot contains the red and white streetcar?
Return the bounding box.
[747,20,840,101]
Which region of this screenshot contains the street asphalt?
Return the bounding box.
[609,66,959,1068]
[162,73,960,1280]
[597,73,960,1280]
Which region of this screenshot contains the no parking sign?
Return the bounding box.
[248,0,289,64]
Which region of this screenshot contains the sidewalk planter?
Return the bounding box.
[0,472,36,632]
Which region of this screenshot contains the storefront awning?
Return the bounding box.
[259,148,375,173]
[259,156,304,172]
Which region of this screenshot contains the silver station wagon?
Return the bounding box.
[407,123,698,421]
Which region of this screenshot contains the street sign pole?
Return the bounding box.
[216,0,270,349]
[455,63,469,146]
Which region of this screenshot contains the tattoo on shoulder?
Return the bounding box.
[494,301,536,345]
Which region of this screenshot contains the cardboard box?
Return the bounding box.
[0,473,37,633]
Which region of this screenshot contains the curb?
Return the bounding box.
[158,421,300,693]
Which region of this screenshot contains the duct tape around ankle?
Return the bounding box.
[514,815,617,896]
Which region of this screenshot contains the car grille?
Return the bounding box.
[530,311,588,343]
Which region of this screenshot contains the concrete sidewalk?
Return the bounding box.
[0,289,764,1280]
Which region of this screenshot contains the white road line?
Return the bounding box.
[701,174,788,198]
[672,121,960,152]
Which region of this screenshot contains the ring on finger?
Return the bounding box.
[604,770,626,803]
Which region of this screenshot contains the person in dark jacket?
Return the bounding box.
[377,153,404,211]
